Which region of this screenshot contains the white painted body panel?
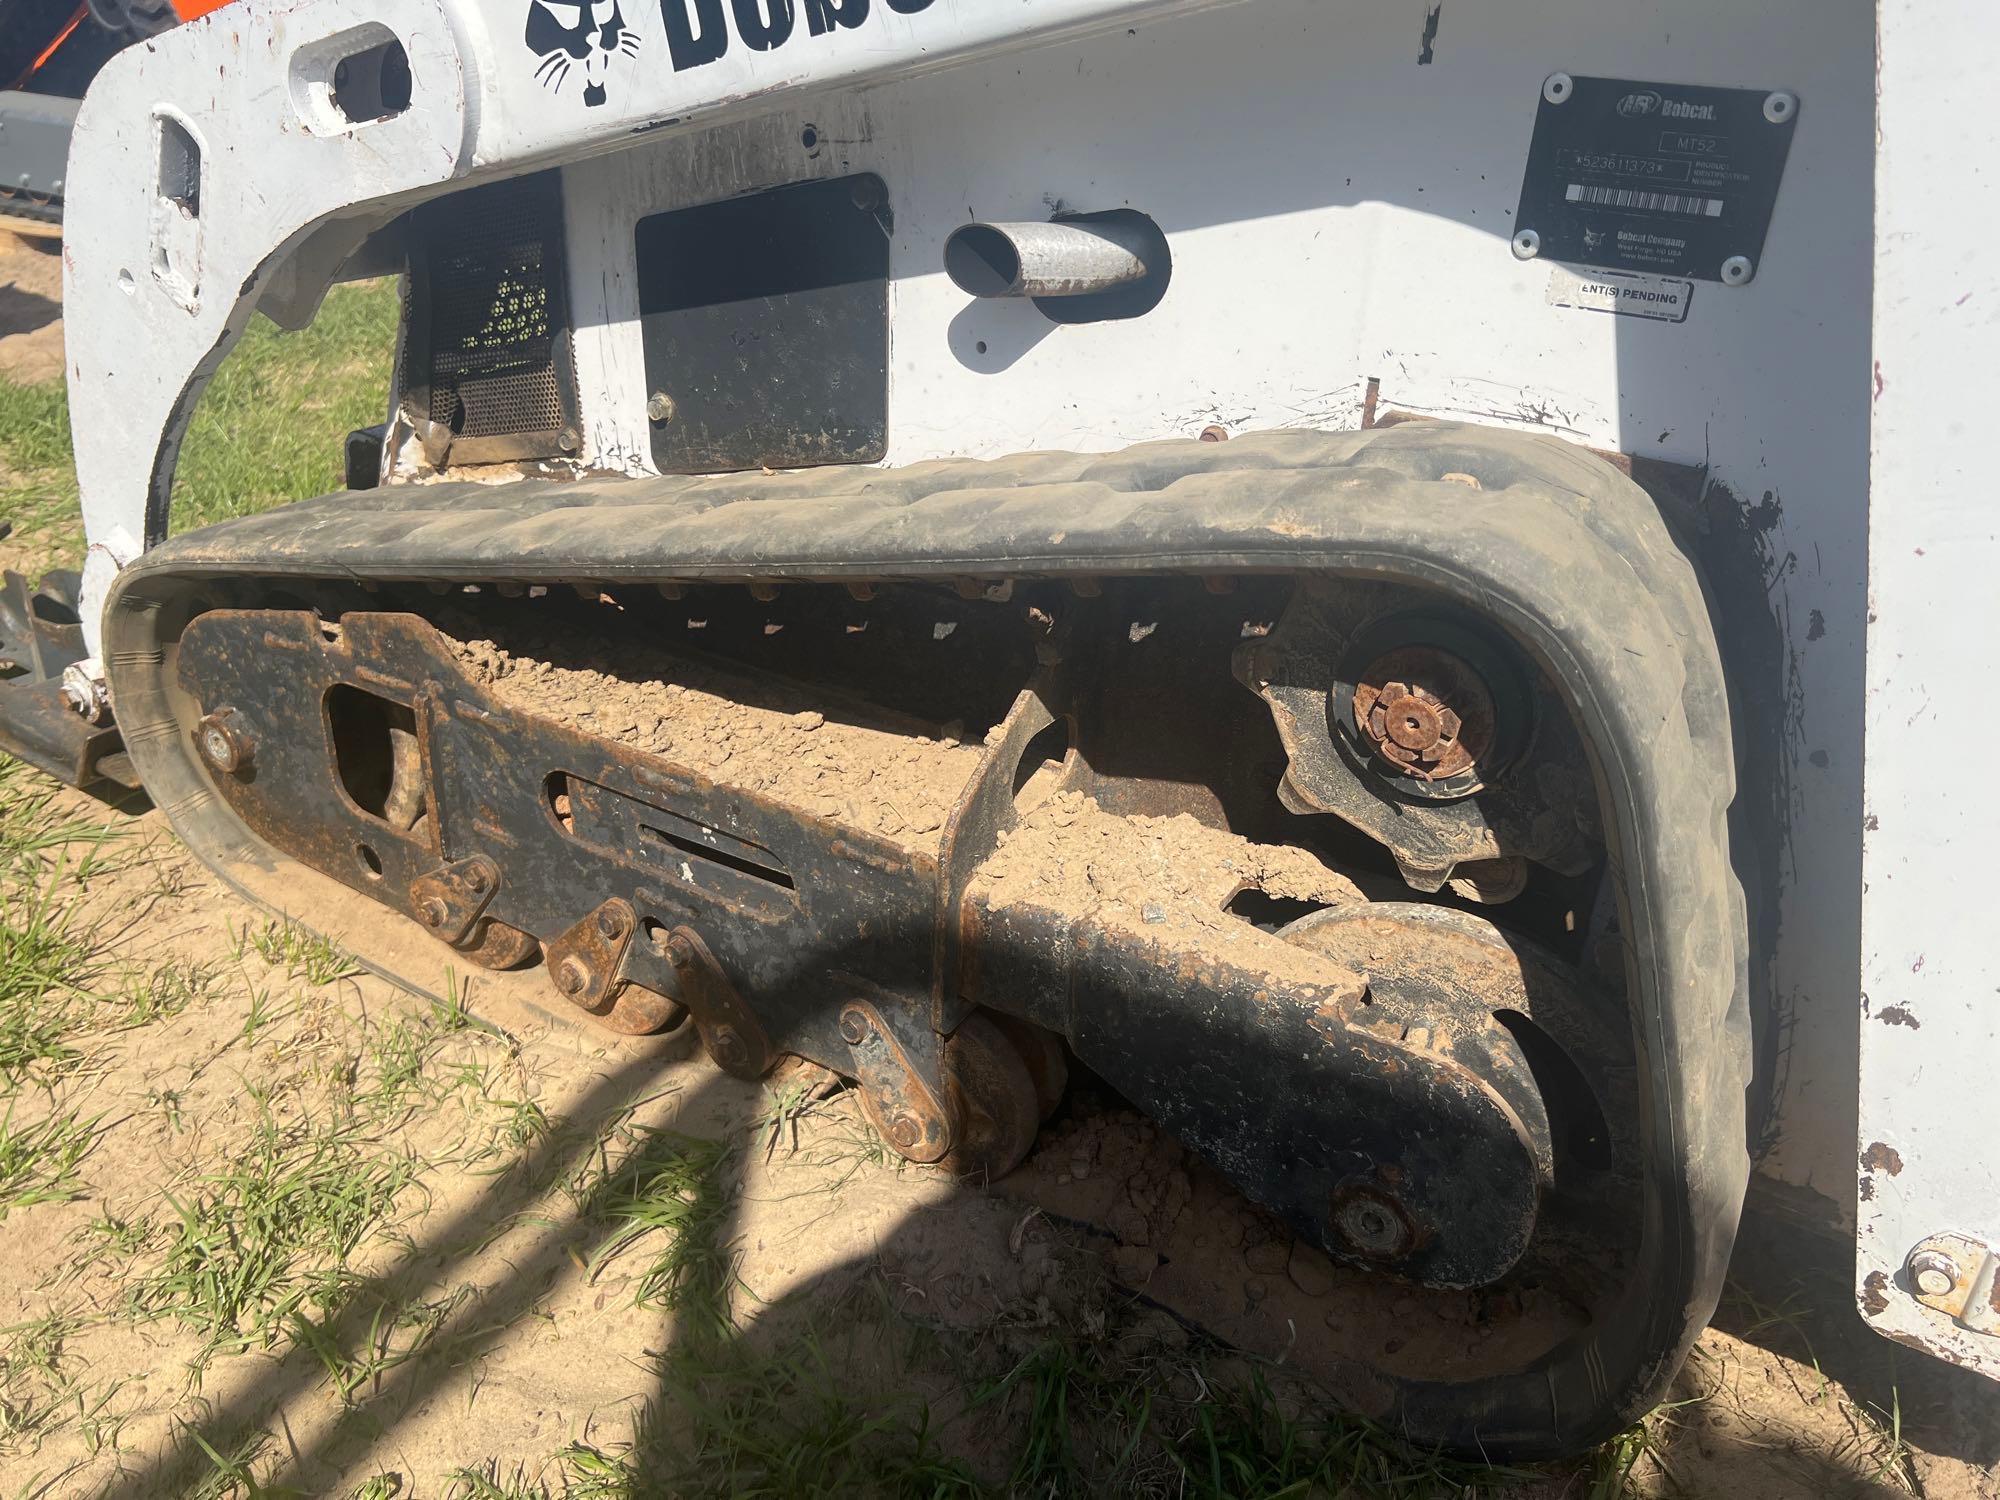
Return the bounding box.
[1858,0,2000,1377]
[57,0,1968,1372]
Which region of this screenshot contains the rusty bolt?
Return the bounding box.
[1350,646,1497,784]
[417,896,448,928]
[709,1025,746,1072]
[195,707,253,775]
[596,906,629,941]
[1910,1249,1959,1298]
[663,933,694,968]
[558,425,581,454]
[464,863,491,895]
[556,956,591,997]
[839,1009,869,1046]
[1332,1188,1413,1259]
[1199,424,1230,443]
[887,1115,922,1151]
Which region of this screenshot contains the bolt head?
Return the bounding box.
[663,934,694,968]
[887,1115,922,1150]
[596,907,628,940]
[464,863,491,894]
[646,391,676,424]
[710,1025,745,1069]
[557,957,590,996]
[418,896,448,928]
[558,425,581,454]
[1910,1249,1959,1297]
[195,708,251,774]
[1333,1189,1411,1258]
[839,1010,869,1045]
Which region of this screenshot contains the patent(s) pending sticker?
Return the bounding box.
[1545,265,1694,323]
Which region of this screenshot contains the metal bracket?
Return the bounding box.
[543,897,679,1035]
[660,925,774,1077]
[1907,1233,2000,1337]
[408,855,500,945]
[839,999,951,1164]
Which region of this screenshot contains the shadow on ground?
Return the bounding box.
[70,1003,2000,1497]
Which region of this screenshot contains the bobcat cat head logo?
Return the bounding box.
[526,0,637,108]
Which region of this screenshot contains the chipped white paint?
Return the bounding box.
[1857,0,2000,1377]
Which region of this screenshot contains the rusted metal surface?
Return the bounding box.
[0,675,122,787]
[933,1012,1042,1180]
[661,924,771,1077]
[195,707,255,776]
[1351,646,1495,784]
[1239,582,1597,890]
[840,999,951,1164]
[1906,1233,2000,1337]
[544,897,640,1016]
[407,854,501,946]
[0,567,121,788]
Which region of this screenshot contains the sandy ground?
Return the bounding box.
[0,780,1986,1496]
[0,233,64,388]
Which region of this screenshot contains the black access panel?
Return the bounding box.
[1514,75,1799,284]
[636,174,891,474]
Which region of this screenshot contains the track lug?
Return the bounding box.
[544,897,680,1035]
[840,1000,952,1163]
[408,855,501,945]
[662,925,775,1076]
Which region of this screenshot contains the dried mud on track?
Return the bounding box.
[0,775,1988,1496]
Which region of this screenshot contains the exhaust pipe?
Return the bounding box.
[945,219,1156,299]
[943,211,1169,321]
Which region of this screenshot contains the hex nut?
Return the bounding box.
[417,896,448,928]
[557,956,591,997]
[1910,1249,1959,1298]
[839,1009,869,1046]
[596,906,628,940]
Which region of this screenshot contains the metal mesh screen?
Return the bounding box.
[407,172,575,453]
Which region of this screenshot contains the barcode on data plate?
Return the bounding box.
[1565,183,1724,217]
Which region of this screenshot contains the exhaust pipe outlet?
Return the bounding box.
[944,210,1170,322]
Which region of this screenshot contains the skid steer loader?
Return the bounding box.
[0,0,1986,1460]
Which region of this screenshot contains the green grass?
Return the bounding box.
[240,920,358,989]
[0,1312,83,1453]
[575,1126,734,1318]
[99,1101,422,1363]
[0,279,399,570]
[0,1103,96,1218]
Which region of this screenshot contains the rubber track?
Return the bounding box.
[103,421,1747,1458]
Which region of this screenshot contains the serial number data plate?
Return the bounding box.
[1514,75,1798,283]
